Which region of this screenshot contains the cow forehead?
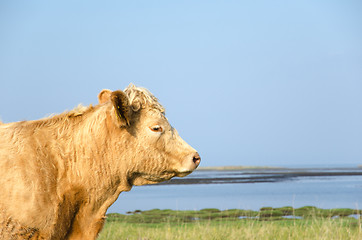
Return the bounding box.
[145,108,166,117]
[141,108,169,124]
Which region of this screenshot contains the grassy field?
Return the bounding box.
[98,207,362,240]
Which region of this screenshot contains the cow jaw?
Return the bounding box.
[131,172,176,186]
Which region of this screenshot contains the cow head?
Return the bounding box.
[98,84,201,186]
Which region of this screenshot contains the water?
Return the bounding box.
[107,168,362,214]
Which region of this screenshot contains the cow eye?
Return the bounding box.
[149,125,163,133]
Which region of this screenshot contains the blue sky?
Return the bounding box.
[1,1,361,167]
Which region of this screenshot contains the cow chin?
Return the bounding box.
[175,171,193,177]
[131,167,195,186]
[132,172,177,186]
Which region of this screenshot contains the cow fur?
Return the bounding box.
[0,84,199,239]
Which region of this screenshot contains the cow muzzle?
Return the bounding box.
[177,152,201,177]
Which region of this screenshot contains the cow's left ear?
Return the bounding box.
[111,90,131,126]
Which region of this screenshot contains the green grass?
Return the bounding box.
[98,207,362,240]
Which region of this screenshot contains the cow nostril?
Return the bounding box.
[192,152,201,165]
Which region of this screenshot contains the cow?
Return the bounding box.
[0,84,201,239]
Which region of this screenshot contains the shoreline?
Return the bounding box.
[157,166,362,185]
[196,166,288,171]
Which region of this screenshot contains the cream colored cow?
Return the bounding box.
[0,84,200,239]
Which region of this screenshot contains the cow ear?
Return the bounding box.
[98,89,112,104]
[110,90,131,126]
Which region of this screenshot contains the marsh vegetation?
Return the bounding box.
[99,207,362,239]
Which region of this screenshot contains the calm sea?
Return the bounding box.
[107,167,362,214]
